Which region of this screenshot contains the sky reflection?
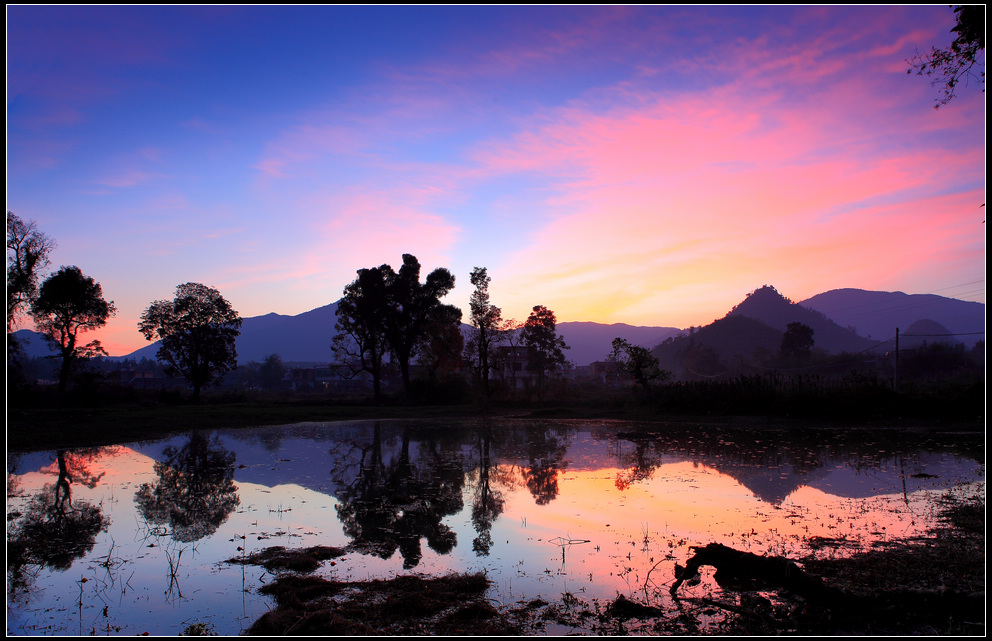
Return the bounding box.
[6,420,983,635]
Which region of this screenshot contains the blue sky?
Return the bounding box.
[7,5,985,355]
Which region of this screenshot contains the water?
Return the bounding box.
[6,419,983,636]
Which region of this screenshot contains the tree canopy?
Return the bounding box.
[384,254,460,394]
[333,254,461,399]
[465,266,503,404]
[7,212,56,334]
[333,264,394,401]
[31,266,116,394]
[611,337,669,390]
[780,321,815,365]
[522,305,569,396]
[908,5,985,108]
[138,282,242,401]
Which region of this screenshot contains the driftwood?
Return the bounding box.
[669,542,984,632]
[670,543,829,599]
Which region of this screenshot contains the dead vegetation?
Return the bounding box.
[226,545,345,574]
[240,492,984,636]
[245,572,520,635]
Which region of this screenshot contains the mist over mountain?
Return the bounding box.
[800,288,985,348]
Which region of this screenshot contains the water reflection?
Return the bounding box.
[332,423,465,568]
[469,424,505,556]
[134,432,240,542]
[5,420,983,636]
[7,450,110,601]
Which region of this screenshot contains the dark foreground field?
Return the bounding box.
[231,491,985,636]
[6,372,985,452]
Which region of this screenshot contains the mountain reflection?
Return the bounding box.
[134,433,240,542]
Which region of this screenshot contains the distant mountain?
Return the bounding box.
[651,286,878,379]
[898,319,960,350]
[111,285,985,369]
[800,288,985,348]
[556,322,681,366]
[123,302,340,364]
[9,329,57,359]
[727,285,875,354]
[119,302,678,367]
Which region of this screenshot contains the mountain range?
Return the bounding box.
[11,286,984,367]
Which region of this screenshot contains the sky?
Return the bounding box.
[6,5,986,357]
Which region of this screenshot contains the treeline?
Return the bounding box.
[7,214,984,420]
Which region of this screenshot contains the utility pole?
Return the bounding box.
[894,327,899,392]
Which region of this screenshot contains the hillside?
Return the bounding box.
[727,286,875,354]
[651,286,883,379]
[800,288,985,348]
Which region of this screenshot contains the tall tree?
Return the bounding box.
[907,5,985,108]
[780,321,815,365]
[7,212,56,333]
[259,353,287,390]
[384,254,458,394]
[522,305,569,397]
[138,282,242,402]
[611,337,669,391]
[466,267,502,405]
[333,265,393,401]
[31,266,116,394]
[417,302,464,380]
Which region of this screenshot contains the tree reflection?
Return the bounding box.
[523,425,570,505]
[7,450,109,599]
[470,424,505,556]
[334,424,465,569]
[134,433,240,542]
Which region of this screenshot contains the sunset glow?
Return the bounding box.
[7,6,985,356]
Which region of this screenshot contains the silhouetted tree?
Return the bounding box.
[780,322,815,365]
[138,283,242,402]
[6,212,56,334]
[417,303,464,380]
[334,255,461,399]
[134,433,240,542]
[333,265,392,401]
[31,266,116,394]
[384,254,459,394]
[907,5,985,108]
[611,337,670,391]
[465,267,502,405]
[522,305,569,397]
[259,353,287,389]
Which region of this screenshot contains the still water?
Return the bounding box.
[6,419,983,635]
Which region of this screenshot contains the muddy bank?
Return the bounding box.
[239,492,984,636]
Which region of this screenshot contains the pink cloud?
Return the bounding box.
[471,23,983,328]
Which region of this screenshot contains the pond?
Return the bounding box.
[6,419,984,636]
